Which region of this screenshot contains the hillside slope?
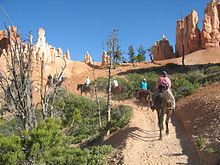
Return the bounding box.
[177,82,220,165]
[158,48,220,65]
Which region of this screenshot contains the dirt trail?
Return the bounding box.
[108,99,200,165]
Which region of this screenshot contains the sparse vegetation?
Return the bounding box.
[205,147,219,154]
[196,136,205,150]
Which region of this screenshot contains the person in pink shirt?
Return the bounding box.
[152,71,175,110]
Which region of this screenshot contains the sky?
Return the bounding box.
[0,0,209,62]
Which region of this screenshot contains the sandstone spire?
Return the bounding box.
[201,0,220,48]
[84,51,92,63]
[102,51,109,66]
[151,36,174,61]
[175,10,201,57]
[65,49,70,60]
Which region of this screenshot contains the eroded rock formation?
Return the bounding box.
[0,27,70,63]
[152,35,174,61]
[153,0,220,61]
[101,51,109,66]
[84,51,92,64]
[0,26,20,54]
[201,0,220,48]
[175,10,201,57]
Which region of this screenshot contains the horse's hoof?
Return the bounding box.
[166,130,169,135]
[159,137,162,140]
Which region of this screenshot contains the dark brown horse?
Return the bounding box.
[153,92,173,140]
[138,90,152,110]
[77,84,94,98]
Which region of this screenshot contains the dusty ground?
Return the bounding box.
[104,99,200,165]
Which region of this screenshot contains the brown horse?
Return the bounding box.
[106,85,124,101]
[153,92,173,140]
[77,84,94,98]
[138,90,152,110]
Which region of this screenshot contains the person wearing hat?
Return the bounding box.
[140,78,148,90]
[152,71,175,110]
[84,76,91,87]
[136,78,148,99]
[112,77,119,88]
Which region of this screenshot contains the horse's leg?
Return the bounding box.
[140,98,144,109]
[146,95,150,110]
[157,110,163,140]
[89,91,93,99]
[166,110,171,135]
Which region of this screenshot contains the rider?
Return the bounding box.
[152,71,175,111]
[140,78,148,90]
[136,78,148,99]
[84,76,91,87]
[112,77,119,88]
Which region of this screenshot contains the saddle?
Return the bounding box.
[84,84,90,89]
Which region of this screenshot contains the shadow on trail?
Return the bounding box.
[102,127,139,148]
[102,126,160,149]
[129,131,159,142]
[171,114,201,165]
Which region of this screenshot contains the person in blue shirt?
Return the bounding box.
[137,78,148,99]
[139,78,148,90]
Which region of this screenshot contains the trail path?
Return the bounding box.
[107,99,200,165]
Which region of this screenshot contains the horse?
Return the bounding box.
[152,85,173,140]
[106,85,124,101]
[77,84,94,98]
[46,75,65,88]
[138,90,152,110]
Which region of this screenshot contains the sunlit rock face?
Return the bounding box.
[152,35,174,61]
[153,0,220,61]
[0,26,21,55]
[84,51,92,64]
[35,28,70,64]
[201,0,220,48]
[175,10,201,57]
[101,51,109,66]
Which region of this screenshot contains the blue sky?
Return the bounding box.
[0,0,209,61]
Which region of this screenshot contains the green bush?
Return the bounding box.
[205,147,219,154]
[95,77,108,92]
[196,136,205,149]
[172,74,199,100]
[0,118,112,165]
[0,117,23,136]
[54,89,133,144]
[0,118,6,126]
[110,105,132,132]
[187,70,204,83]
[204,65,220,74]
[0,134,25,164]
